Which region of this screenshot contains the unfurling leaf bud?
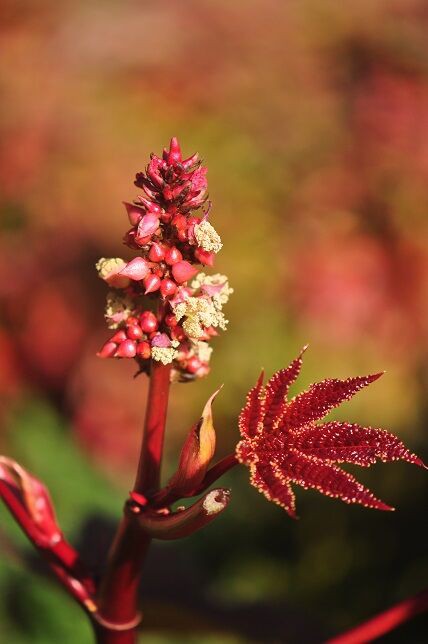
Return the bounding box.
[0,456,62,545]
[118,257,150,281]
[167,387,221,496]
[137,488,231,540]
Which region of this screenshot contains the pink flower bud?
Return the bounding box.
[167,137,182,165]
[172,214,187,230]
[140,311,158,333]
[137,197,163,215]
[126,316,139,325]
[171,326,186,342]
[123,202,144,226]
[182,152,199,170]
[172,260,198,284]
[136,341,151,360]
[151,332,172,348]
[164,246,183,265]
[144,273,161,294]
[118,257,150,281]
[160,278,177,298]
[186,356,202,374]
[136,213,160,240]
[110,329,128,343]
[147,163,164,188]
[126,325,143,341]
[96,341,117,358]
[194,248,215,266]
[115,339,137,358]
[165,313,178,328]
[148,242,166,262]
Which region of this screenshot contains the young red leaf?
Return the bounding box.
[281,372,384,433]
[263,346,306,432]
[237,349,425,517]
[292,422,425,468]
[238,370,265,439]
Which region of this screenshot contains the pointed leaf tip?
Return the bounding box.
[367,371,385,383]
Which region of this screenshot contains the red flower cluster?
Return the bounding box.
[237,348,424,517]
[96,138,231,380]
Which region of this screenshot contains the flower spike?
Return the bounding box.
[96,138,232,381]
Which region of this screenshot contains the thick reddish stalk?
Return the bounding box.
[94,361,172,644]
[326,588,428,644]
[134,361,172,495]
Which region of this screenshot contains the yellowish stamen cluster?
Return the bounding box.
[194,221,222,253]
[96,257,124,280]
[191,273,234,309]
[151,340,180,365]
[173,297,228,340]
[105,291,135,329]
[194,340,213,364]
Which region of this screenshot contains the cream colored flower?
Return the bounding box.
[96,257,129,288]
[191,273,233,310]
[194,221,222,253]
[105,291,135,329]
[174,296,228,339]
[194,341,213,364]
[151,340,180,365]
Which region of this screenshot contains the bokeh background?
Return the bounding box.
[1,1,427,642]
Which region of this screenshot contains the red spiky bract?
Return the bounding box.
[236,348,425,518]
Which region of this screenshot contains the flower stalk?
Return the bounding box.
[94,359,172,643]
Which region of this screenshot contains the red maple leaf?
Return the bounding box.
[236,347,425,518]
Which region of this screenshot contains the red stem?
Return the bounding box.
[134,361,172,495]
[326,588,428,644]
[94,361,172,644]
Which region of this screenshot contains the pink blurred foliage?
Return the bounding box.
[289,233,428,356]
[352,68,428,179]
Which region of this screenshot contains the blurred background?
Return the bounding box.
[1,1,427,642]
